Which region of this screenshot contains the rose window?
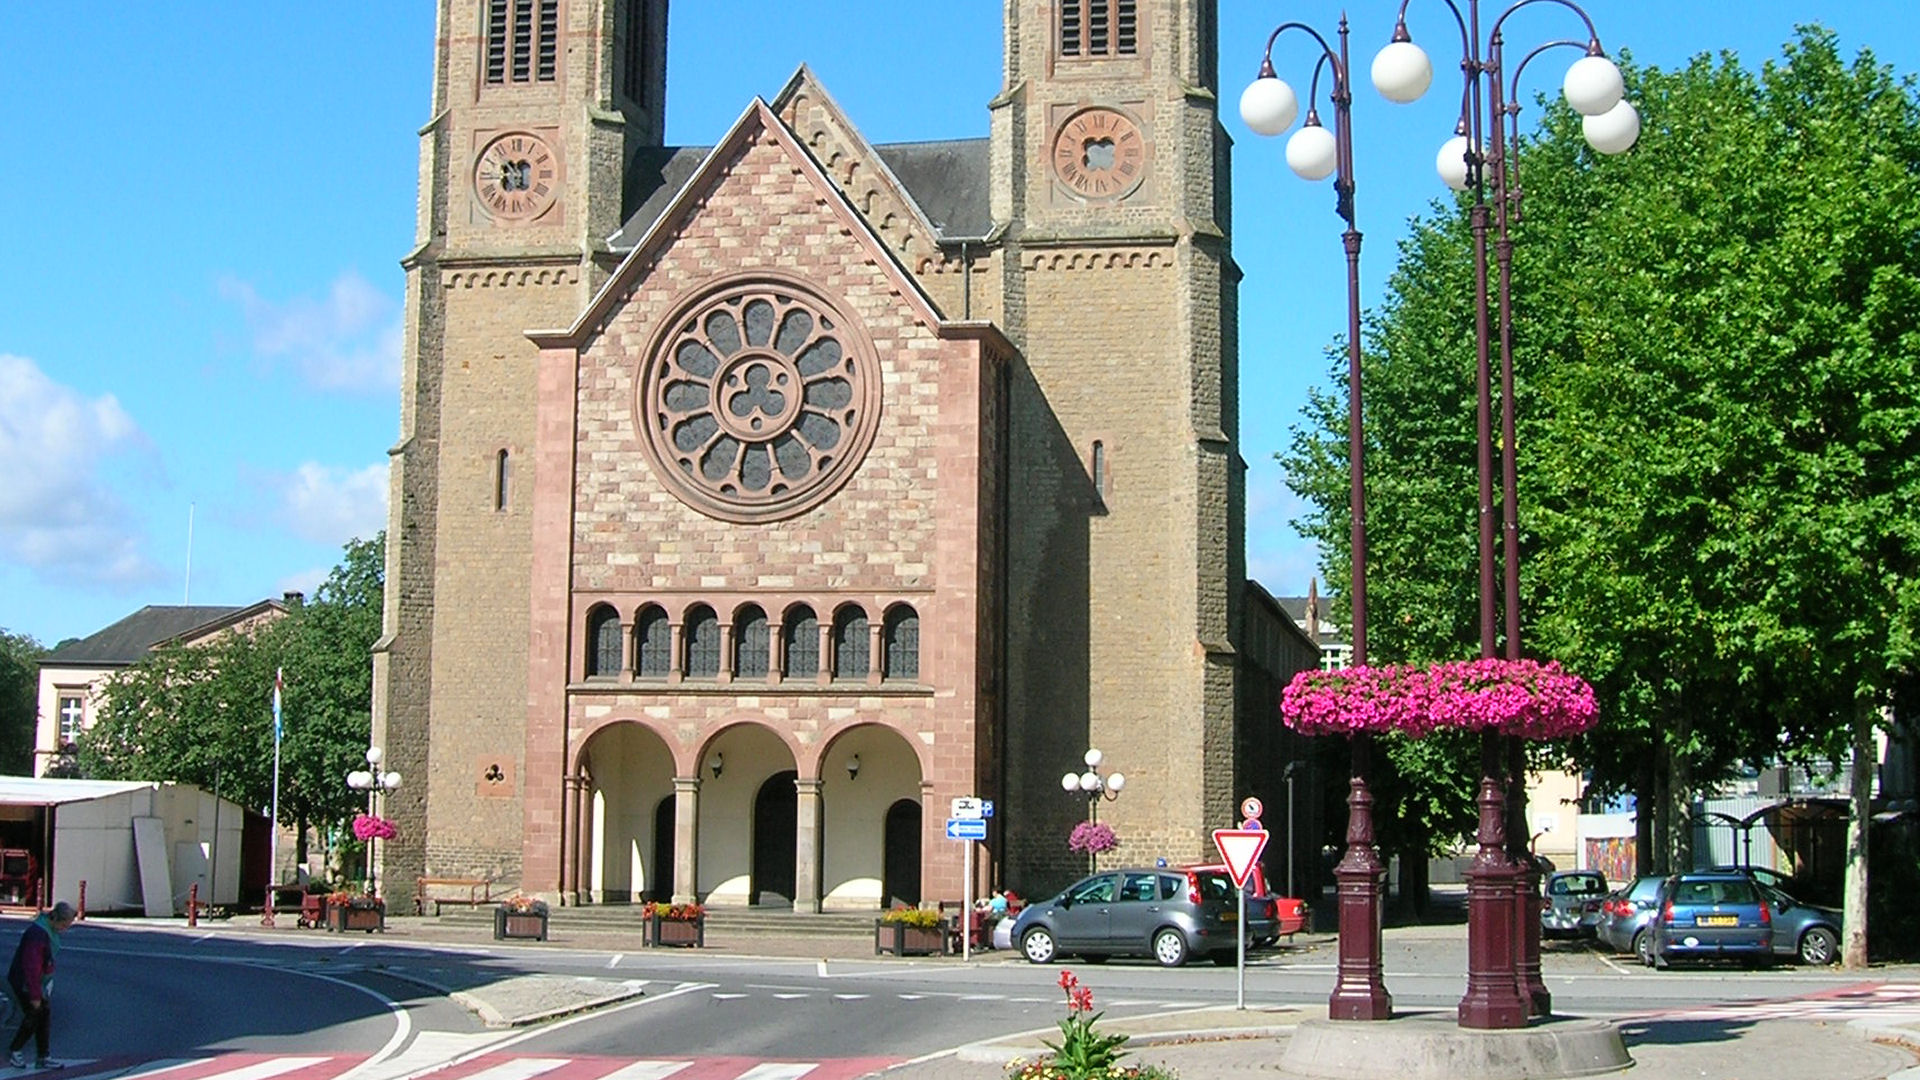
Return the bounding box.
[637,277,881,522]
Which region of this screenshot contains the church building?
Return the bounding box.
[374,0,1318,911]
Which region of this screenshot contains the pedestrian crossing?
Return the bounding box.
[1641,981,1920,1023]
[24,1053,900,1080]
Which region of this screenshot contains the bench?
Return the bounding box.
[414,877,498,916]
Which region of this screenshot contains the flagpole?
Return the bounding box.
[265,667,284,927]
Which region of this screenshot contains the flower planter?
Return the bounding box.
[326,899,386,933]
[645,913,705,947]
[874,918,950,956]
[494,907,549,941]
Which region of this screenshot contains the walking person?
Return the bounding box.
[8,902,76,1070]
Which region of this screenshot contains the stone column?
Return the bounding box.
[668,622,685,684]
[618,621,634,683]
[560,775,580,905]
[867,620,885,685]
[769,620,787,686]
[794,777,823,913]
[816,620,833,686]
[572,771,593,904]
[673,776,701,904]
[717,624,734,685]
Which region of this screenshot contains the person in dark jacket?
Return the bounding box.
[7,902,76,1070]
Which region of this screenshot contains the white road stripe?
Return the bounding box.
[606,954,624,968]
[589,1063,694,1080]
[712,993,749,1000]
[195,1058,334,1080]
[451,1059,573,1080]
[771,993,809,999]
[830,994,867,1000]
[733,1066,817,1080]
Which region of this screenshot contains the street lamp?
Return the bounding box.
[347,745,402,898]
[1061,748,1125,872]
[1241,13,1390,1024]
[1371,0,1638,1030]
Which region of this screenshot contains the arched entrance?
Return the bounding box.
[883,798,921,907]
[753,771,798,905]
[650,795,676,902]
[577,721,675,903]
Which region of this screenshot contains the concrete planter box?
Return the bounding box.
[874,918,950,956]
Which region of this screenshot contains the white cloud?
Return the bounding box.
[0,355,161,585]
[219,272,401,392]
[274,566,330,601]
[277,462,388,546]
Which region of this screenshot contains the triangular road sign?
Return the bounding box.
[1212,828,1270,889]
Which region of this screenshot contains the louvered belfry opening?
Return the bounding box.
[486,0,560,84]
[1059,0,1137,59]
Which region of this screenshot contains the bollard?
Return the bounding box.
[262,885,276,928]
[188,882,199,927]
[77,881,86,921]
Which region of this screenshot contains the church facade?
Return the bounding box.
[375,0,1317,910]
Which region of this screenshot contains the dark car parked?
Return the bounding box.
[1010,867,1238,967]
[1541,870,1609,939]
[1646,872,1774,967]
[1597,874,1664,958]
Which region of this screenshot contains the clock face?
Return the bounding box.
[474,133,559,221]
[1050,107,1147,201]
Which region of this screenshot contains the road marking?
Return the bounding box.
[711,993,749,1000]
[449,1060,573,1080]
[896,994,924,1000]
[830,994,866,1001]
[732,1067,818,1080]
[957,994,1000,1001]
[607,955,623,968]
[771,993,809,1000]
[588,1064,692,1080]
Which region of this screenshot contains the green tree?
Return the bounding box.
[1282,30,1920,961]
[0,630,46,775]
[79,535,386,861]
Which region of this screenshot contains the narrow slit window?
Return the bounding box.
[623,1,652,106]
[1091,440,1107,506]
[495,449,510,511]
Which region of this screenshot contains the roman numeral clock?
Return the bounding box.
[474,132,560,222]
[1050,106,1148,202]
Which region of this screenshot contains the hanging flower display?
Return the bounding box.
[1281,658,1598,740]
[1068,821,1119,855]
[352,813,398,841]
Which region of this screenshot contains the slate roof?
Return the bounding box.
[40,605,247,667]
[608,136,994,254]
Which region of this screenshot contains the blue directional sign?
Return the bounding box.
[946,817,988,841]
[982,800,995,818]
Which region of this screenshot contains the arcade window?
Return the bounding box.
[784,607,820,678]
[585,605,622,677]
[1059,0,1137,59]
[832,607,870,681]
[635,606,672,677]
[486,0,560,84]
[735,606,770,679]
[882,606,919,681]
[684,606,721,679]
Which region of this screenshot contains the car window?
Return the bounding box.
[1676,879,1757,905]
[1159,875,1183,900]
[1120,873,1158,902]
[1194,872,1233,903]
[1549,875,1604,896]
[1068,875,1117,904]
[1629,876,1663,902]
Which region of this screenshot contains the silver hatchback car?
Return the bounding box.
[1010,867,1238,967]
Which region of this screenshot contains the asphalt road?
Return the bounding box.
[41,920,1920,1068]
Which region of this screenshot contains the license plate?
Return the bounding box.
[1221,912,1236,922]
[1697,914,1738,927]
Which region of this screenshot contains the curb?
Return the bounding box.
[1844,1017,1920,1079]
[953,1008,1301,1065]
[376,968,645,1029]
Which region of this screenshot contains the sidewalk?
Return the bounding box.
[97,913,1920,1078]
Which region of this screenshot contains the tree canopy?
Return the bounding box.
[0,630,45,775]
[1281,28,1920,911]
[79,534,385,836]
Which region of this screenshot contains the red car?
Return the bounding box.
[1186,862,1308,947]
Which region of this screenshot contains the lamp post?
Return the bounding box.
[1369,0,1638,1029]
[1060,748,1124,872]
[347,746,403,898]
[1240,14,1389,1023]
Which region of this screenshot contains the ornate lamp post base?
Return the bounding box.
[1460,758,1528,1030]
[1329,754,1392,1021]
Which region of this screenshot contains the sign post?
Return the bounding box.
[1214,823,1271,1010]
[946,813,987,962]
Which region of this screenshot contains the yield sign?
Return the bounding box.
[1212,828,1270,890]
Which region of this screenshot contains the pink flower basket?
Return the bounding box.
[1281,658,1598,740]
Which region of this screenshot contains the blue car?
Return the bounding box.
[1646,872,1774,967]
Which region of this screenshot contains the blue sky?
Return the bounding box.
[3,2,1915,648]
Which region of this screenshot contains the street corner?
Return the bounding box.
[384,968,646,1028]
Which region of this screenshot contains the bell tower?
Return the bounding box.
[992,0,1244,881]
[376,0,669,896]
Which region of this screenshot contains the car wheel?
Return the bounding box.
[1634,929,1655,968]
[1021,927,1057,964]
[1152,928,1190,967]
[1798,927,1839,966]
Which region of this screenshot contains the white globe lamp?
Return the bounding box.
[1436,134,1476,191]
[1563,55,1624,117]
[1106,772,1126,793]
[1062,771,1082,792]
[1239,75,1299,137]
[1372,39,1433,104]
[1286,123,1339,181]
[1583,99,1641,155]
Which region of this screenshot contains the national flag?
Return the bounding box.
[273,667,284,741]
